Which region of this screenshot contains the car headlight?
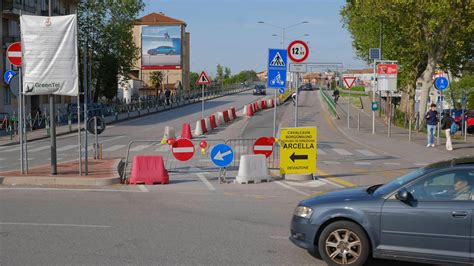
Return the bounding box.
[294,206,313,219]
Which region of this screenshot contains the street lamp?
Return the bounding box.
[258,21,308,48]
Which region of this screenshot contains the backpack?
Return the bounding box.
[450,122,459,135]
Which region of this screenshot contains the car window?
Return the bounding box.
[406,169,474,201]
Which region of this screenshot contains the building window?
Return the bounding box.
[3,88,12,105]
[8,20,20,38]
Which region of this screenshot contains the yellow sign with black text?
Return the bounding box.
[280,127,317,175]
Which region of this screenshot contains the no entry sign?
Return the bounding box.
[253,137,274,158]
[172,138,195,161]
[7,42,22,66]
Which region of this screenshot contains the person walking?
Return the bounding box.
[425,103,438,147]
[165,87,171,106]
[441,111,454,151]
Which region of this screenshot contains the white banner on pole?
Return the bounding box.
[20,14,78,96]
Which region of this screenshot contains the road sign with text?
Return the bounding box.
[280,127,317,175]
[287,40,309,63]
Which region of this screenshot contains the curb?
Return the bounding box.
[0,159,121,186]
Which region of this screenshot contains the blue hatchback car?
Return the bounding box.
[290,157,474,266]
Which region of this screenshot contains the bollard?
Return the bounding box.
[409,117,412,141]
[357,112,360,132]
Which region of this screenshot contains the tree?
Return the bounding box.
[150,71,164,95]
[341,1,474,126]
[78,0,144,101]
[189,72,199,89]
[216,64,224,84]
[449,74,474,109]
[224,67,231,79]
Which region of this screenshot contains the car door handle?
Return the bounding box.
[452,211,468,218]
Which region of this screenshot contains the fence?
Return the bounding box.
[119,137,281,183]
[1,85,251,138]
[320,89,338,118]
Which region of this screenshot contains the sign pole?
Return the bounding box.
[372,60,376,134]
[77,91,82,175]
[20,67,28,173]
[201,84,204,119]
[94,116,99,159]
[273,89,277,137]
[294,72,299,127]
[19,69,24,174]
[347,83,351,128]
[83,45,88,174]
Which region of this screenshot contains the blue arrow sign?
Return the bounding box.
[279,88,285,94]
[267,48,287,89]
[210,143,234,168]
[4,70,16,85]
[434,77,449,91]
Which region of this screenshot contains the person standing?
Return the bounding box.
[441,111,454,151]
[425,103,438,147]
[165,88,171,106]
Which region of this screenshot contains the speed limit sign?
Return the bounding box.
[287,40,309,63]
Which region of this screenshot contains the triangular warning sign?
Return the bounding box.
[270,52,285,67]
[343,77,356,89]
[196,71,211,85]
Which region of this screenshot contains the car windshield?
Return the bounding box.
[373,167,434,196]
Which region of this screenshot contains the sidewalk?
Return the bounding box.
[0,123,81,147]
[0,158,120,186]
[334,94,474,160]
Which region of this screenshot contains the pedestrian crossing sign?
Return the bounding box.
[267,48,288,89]
[196,71,211,85]
[270,52,286,67]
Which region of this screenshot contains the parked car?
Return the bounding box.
[253,85,266,95]
[147,46,176,55]
[290,157,474,265]
[453,109,474,134]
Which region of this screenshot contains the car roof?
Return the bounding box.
[425,156,474,169]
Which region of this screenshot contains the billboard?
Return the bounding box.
[20,15,79,96]
[141,25,181,69]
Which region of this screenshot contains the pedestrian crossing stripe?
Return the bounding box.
[270,52,285,67]
[196,71,211,85]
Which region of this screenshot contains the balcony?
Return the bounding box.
[3,0,36,15]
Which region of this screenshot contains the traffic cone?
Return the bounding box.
[261,100,267,109]
[216,112,225,125]
[231,107,237,118]
[228,108,234,120]
[210,115,217,129]
[161,126,175,144]
[257,101,262,110]
[204,117,211,131]
[181,123,192,139]
[242,105,248,116]
[247,104,254,117]
[194,120,203,136]
[201,119,208,133]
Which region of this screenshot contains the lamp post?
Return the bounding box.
[258,21,308,135]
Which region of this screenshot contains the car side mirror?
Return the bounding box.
[396,188,413,203]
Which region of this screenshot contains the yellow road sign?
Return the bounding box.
[280,127,317,175]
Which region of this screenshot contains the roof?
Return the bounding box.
[136,12,186,26]
[303,72,322,79]
[346,68,373,74]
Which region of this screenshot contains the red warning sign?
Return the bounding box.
[196,71,211,85]
[343,77,356,89]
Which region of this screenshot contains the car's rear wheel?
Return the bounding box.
[318,221,370,266]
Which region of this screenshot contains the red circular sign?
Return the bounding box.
[7,42,22,67]
[253,137,274,158]
[287,40,309,63]
[172,138,195,161]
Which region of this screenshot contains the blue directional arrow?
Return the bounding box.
[4,70,16,85]
[210,144,234,168]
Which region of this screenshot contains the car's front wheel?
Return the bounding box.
[318,221,370,266]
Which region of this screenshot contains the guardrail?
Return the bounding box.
[320,89,338,118]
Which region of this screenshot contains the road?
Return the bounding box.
[0,89,451,265]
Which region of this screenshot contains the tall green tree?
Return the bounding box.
[78,0,144,101]
[150,71,164,95]
[341,0,474,126]
[216,64,224,84]
[224,67,231,79]
[189,72,199,89]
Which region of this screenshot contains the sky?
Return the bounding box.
[141,0,368,76]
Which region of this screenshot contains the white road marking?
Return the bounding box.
[0,187,143,193]
[138,185,149,192]
[0,158,5,161]
[321,161,340,165]
[384,162,401,166]
[196,173,216,191]
[274,181,310,196]
[284,180,325,188]
[317,148,327,155]
[28,145,50,152]
[0,222,110,228]
[130,144,150,152]
[354,162,371,165]
[356,149,378,157]
[103,144,126,152]
[332,148,353,156]
[318,178,345,188]
[57,145,77,152]
[99,135,126,143]
[3,146,20,152]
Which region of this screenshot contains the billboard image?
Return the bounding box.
[141,25,181,69]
